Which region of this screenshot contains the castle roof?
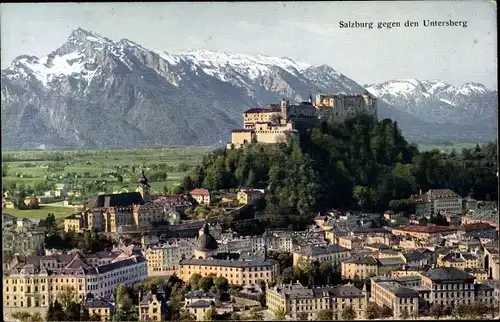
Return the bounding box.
[87,192,143,209]
[195,222,218,252]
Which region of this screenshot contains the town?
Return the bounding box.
[2,92,499,322]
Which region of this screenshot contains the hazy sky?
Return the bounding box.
[1,1,497,88]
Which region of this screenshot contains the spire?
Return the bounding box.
[309,93,313,104]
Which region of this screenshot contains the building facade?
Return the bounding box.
[266,282,368,320]
[2,250,147,319]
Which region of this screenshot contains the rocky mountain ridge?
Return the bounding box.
[1,28,496,149]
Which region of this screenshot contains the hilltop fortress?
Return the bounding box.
[228,92,377,149]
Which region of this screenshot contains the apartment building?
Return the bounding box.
[436,251,482,270]
[293,244,351,267]
[185,291,217,321]
[138,287,168,321]
[144,238,196,277]
[177,257,280,285]
[412,189,463,215]
[2,226,46,256]
[370,276,420,318]
[371,267,495,318]
[391,225,457,241]
[84,297,115,321]
[2,250,147,319]
[266,282,368,320]
[237,188,265,206]
[190,189,211,205]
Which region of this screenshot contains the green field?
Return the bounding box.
[2,148,211,220]
[3,205,75,219]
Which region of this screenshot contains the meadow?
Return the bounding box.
[2,147,210,219]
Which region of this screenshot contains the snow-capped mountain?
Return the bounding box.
[1,28,496,149]
[366,79,497,127]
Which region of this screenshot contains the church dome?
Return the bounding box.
[196,222,218,252]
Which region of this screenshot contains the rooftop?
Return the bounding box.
[421,267,474,282]
[395,225,456,234]
[295,244,350,256]
[179,258,278,268]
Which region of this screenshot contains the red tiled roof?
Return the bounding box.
[458,223,495,232]
[397,225,456,234]
[190,189,210,196]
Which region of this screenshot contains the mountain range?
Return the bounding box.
[1,28,497,150]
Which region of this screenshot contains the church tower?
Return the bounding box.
[137,170,150,203]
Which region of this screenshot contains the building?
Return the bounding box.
[341,254,407,280]
[190,189,211,205]
[436,251,482,270]
[420,267,495,307]
[185,291,217,321]
[336,235,364,250]
[84,297,115,321]
[2,249,147,319]
[2,227,46,256]
[370,276,420,318]
[81,172,194,233]
[237,189,265,206]
[412,189,463,215]
[139,287,168,321]
[372,268,495,318]
[293,244,351,267]
[229,99,320,149]
[144,238,196,277]
[177,256,279,285]
[391,225,457,241]
[341,256,379,279]
[315,92,377,123]
[64,213,86,233]
[266,282,368,320]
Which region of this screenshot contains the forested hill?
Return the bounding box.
[187,116,498,230]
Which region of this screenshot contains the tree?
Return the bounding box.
[189,273,202,289]
[341,305,357,320]
[11,312,31,322]
[316,309,333,320]
[297,312,309,320]
[246,309,264,321]
[365,302,380,320]
[30,312,43,322]
[273,308,287,320]
[115,284,133,310]
[198,276,215,292]
[400,307,410,319]
[182,176,195,192]
[46,300,66,321]
[179,310,196,321]
[57,285,76,310]
[65,301,82,321]
[430,303,444,319]
[214,276,229,293]
[203,307,217,321]
[379,305,393,318]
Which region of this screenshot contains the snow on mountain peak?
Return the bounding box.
[177,49,311,80]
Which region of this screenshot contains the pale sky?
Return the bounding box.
[0,1,497,88]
